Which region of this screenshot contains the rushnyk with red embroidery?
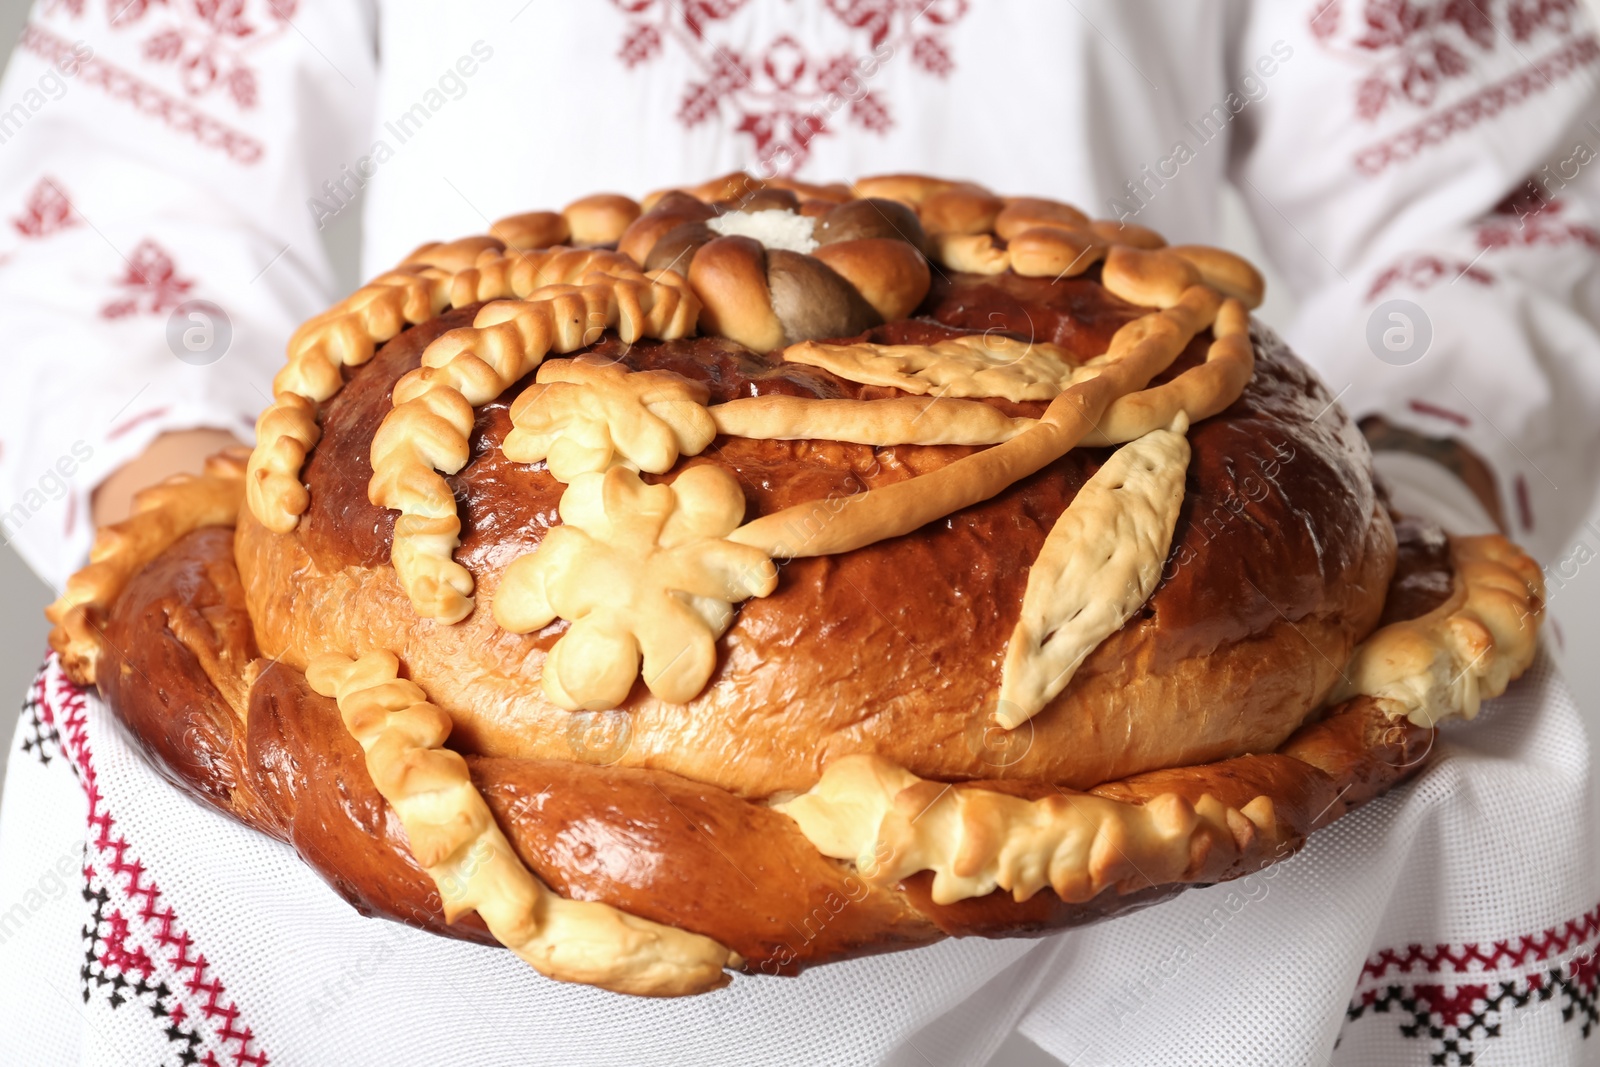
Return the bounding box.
[22,657,271,1067]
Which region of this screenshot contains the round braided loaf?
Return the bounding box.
[49,171,1546,997]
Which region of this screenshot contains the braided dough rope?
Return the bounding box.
[247,246,645,533]
[370,269,702,622]
[773,532,1539,910]
[250,267,452,533]
[304,651,737,996]
[1330,533,1545,727]
[728,285,1229,560]
[47,449,249,686]
[776,753,1285,907]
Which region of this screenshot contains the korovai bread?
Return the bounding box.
[48,170,1545,997]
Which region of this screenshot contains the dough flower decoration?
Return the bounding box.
[493,464,778,709]
[503,356,717,482]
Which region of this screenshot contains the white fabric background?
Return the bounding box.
[0,0,1596,1063]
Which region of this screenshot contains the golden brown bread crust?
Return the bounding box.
[96,527,497,944]
[233,300,1393,798]
[55,170,1552,996]
[96,522,1441,976]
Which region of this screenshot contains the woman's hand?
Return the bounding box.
[92,428,245,527]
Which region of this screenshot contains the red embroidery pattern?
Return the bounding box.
[20,23,265,164]
[1354,36,1600,175]
[1477,196,1600,252]
[13,176,79,238]
[1407,398,1472,427]
[19,665,63,769]
[1515,472,1535,531]
[1310,1,1599,176]
[100,239,195,319]
[109,0,297,112]
[1362,907,1600,980]
[1343,903,1600,1058]
[611,0,969,175]
[1312,0,1581,121]
[34,658,271,1066]
[1366,252,1494,299]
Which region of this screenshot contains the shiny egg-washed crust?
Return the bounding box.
[1331,533,1545,726]
[238,303,1394,802]
[728,288,1238,560]
[45,447,251,685]
[243,174,1257,633]
[249,245,650,532]
[775,531,1542,903]
[304,650,738,995]
[723,290,1252,454]
[75,171,1548,998]
[369,268,701,623]
[91,518,1463,994]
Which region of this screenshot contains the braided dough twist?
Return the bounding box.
[305,651,737,996]
[249,268,453,531]
[47,448,249,685]
[370,269,701,622]
[248,246,645,533]
[1330,534,1545,726]
[777,754,1283,906]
